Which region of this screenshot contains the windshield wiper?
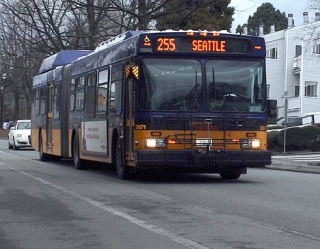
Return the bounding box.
[186,68,200,100]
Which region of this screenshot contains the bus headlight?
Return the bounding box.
[145,138,166,148]
[240,139,261,149]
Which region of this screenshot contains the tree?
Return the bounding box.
[0,0,237,120]
[235,24,242,34]
[0,7,36,119]
[156,0,234,31]
[109,0,180,30]
[0,0,120,119]
[246,3,287,35]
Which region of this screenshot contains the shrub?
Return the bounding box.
[277,125,319,149]
[267,130,279,149]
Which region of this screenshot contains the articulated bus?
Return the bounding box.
[31,30,277,180]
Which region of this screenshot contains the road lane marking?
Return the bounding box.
[5,164,209,249]
[3,150,320,244]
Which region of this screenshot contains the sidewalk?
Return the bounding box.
[268,151,320,174]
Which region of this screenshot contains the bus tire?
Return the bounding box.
[115,137,133,180]
[39,134,49,161]
[220,168,241,180]
[73,133,86,170]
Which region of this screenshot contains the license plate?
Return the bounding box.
[196,138,212,146]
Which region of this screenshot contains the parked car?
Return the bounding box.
[2,121,9,129]
[276,116,303,127]
[8,120,32,150]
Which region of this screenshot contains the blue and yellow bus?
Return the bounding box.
[31,30,277,179]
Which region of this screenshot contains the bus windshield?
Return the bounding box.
[139,58,265,112]
[139,58,202,111]
[206,60,265,112]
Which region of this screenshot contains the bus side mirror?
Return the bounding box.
[267,99,277,117]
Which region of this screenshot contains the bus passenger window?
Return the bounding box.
[85,73,96,117]
[76,76,85,110]
[53,85,61,119]
[34,89,40,116]
[110,65,123,114]
[40,88,47,115]
[110,82,120,114]
[70,78,75,111]
[98,68,109,117]
[98,84,107,116]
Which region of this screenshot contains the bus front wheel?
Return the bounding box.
[220,168,242,180]
[115,137,134,180]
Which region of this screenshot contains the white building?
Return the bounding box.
[262,12,320,120]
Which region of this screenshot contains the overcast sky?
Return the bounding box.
[230,0,311,32]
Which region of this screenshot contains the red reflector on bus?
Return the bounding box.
[167,139,176,144]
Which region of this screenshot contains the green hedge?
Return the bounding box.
[268,125,320,150]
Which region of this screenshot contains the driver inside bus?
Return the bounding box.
[207,83,224,110]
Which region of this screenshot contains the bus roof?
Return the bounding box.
[95,30,144,52]
[67,30,265,77]
[38,50,92,74]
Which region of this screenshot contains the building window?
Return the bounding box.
[305,81,318,97]
[295,45,302,56]
[267,84,270,99]
[313,40,320,54]
[267,47,278,59]
[295,86,299,97]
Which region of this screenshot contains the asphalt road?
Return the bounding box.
[1,139,320,249]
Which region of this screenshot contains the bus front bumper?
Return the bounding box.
[135,150,271,169]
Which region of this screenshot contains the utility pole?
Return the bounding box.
[283,91,288,155]
[0,85,3,127]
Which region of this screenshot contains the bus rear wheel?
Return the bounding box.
[73,134,86,170]
[39,134,49,161]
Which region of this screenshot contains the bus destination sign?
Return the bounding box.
[153,36,252,54]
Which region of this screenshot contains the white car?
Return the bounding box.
[8,120,32,150]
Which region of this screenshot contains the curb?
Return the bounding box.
[267,163,320,174]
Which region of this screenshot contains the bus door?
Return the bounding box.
[125,65,137,164]
[46,82,54,149]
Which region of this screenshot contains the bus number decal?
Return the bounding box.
[136,124,147,130]
[157,38,176,51]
